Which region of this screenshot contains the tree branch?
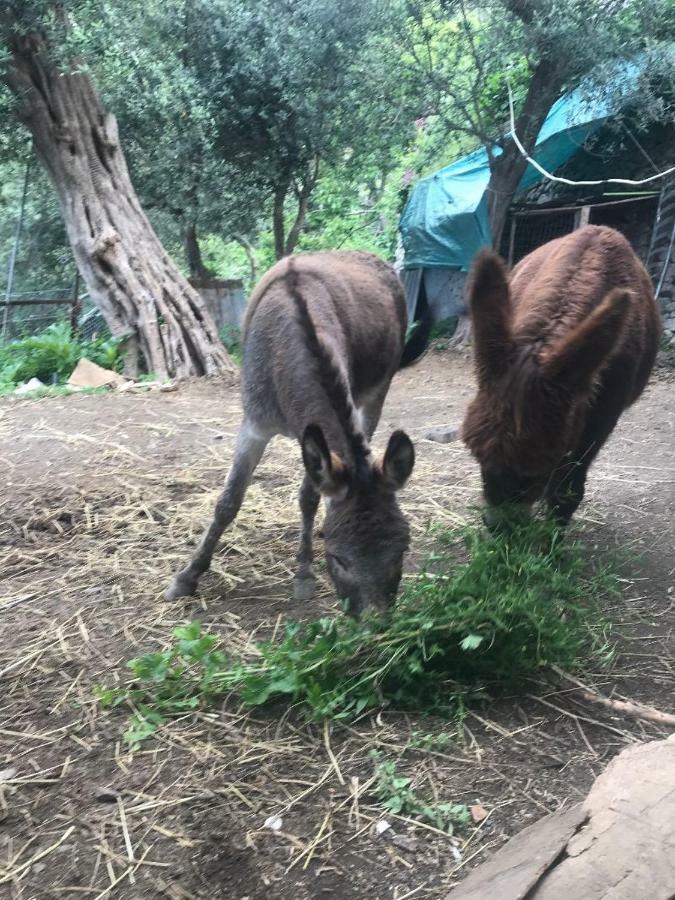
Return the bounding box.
[284,157,319,256]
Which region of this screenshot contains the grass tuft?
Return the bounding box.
[99,519,617,747]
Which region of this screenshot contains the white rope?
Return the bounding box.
[506,80,675,187]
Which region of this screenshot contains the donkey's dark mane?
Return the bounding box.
[285,260,371,481]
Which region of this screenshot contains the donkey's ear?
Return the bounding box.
[381,430,415,490]
[467,249,512,384]
[541,289,631,391]
[301,424,349,498]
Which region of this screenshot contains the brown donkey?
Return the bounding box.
[166,251,430,614]
[463,225,660,525]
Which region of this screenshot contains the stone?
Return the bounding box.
[68,358,127,389]
[94,786,119,803]
[469,804,489,823]
[14,377,45,395]
[448,735,675,900]
[263,814,283,831]
[391,834,420,853]
[425,425,461,444]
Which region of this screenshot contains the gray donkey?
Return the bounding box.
[165,251,430,615]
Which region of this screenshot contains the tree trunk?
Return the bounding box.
[448,314,473,350]
[183,221,211,281]
[273,184,287,261]
[272,160,319,260]
[486,58,566,250]
[284,159,319,256]
[233,235,259,288]
[4,30,234,381]
[452,59,565,352]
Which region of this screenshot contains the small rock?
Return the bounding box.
[425,425,461,444]
[94,786,119,803]
[373,819,392,835]
[0,767,17,782]
[470,804,489,823]
[14,377,45,395]
[391,834,420,852]
[158,382,178,393]
[263,814,283,831]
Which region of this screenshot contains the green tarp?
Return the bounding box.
[399,61,643,270]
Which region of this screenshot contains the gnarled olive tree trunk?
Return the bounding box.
[5,31,234,380]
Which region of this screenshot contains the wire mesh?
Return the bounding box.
[0,289,104,341]
[504,198,656,268]
[507,210,578,265]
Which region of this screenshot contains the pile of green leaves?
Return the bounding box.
[99,522,617,744]
[0,321,122,389]
[100,520,616,747]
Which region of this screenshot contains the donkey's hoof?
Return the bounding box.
[164,575,197,601]
[293,575,316,602]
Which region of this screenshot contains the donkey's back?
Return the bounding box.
[241,251,407,446]
[509,225,659,402]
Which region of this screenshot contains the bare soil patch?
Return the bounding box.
[1,351,673,899]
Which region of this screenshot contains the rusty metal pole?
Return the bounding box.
[1,153,31,340]
[70,270,81,338]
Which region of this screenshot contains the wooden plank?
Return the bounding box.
[2,298,75,307]
[512,195,657,218]
[577,205,591,228]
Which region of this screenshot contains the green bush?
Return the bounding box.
[0,321,123,388]
[220,323,242,365]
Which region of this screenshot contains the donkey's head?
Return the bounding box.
[462,250,631,523]
[301,425,415,616]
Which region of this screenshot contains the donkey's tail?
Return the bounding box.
[399,280,432,369]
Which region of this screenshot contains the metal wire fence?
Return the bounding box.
[0,287,108,342]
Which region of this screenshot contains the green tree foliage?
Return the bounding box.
[399,0,675,244]
[185,0,418,259]
[2,0,675,310]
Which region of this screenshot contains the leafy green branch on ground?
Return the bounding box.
[98,520,617,748]
[370,750,470,834]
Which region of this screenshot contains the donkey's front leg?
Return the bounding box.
[165,423,268,601]
[293,474,320,601]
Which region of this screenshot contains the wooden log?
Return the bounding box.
[449,735,675,899]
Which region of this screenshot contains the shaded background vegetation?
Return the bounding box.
[2,0,675,338]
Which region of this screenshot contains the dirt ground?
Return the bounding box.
[1,350,673,899]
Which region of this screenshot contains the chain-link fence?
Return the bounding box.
[502,196,658,267]
[0,286,109,342]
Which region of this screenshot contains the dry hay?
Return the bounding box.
[0,372,672,898]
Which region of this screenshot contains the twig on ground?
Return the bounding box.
[0,825,76,884]
[324,721,345,786]
[550,666,675,727]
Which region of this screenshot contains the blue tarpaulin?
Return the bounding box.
[399,61,643,270]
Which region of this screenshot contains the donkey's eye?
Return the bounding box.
[328,553,349,571]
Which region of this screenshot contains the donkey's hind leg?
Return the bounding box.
[293,474,321,601]
[165,422,269,600]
